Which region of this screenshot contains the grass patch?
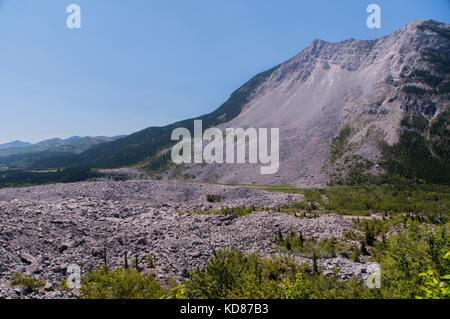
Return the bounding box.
[242,184,449,218]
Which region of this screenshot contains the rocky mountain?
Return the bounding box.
[6,20,449,187]
[0,20,447,300]
[176,20,450,186]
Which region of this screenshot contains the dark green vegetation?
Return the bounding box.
[141,152,172,175]
[79,247,374,299]
[275,230,351,259]
[328,109,449,186]
[380,110,450,184]
[330,125,353,163]
[206,194,223,203]
[0,167,99,189]
[77,220,449,299]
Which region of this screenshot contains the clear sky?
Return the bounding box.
[0,0,448,143]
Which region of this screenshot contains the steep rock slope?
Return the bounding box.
[183,20,449,187]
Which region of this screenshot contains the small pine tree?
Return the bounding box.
[124,252,129,269]
[361,241,369,256]
[286,237,292,250]
[312,252,319,274]
[146,254,155,268]
[276,228,283,243]
[351,245,360,262]
[364,222,375,246]
[298,232,304,247]
[134,255,139,270]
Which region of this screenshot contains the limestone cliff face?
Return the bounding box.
[182,20,449,187]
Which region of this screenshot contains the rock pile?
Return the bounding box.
[0,180,377,298]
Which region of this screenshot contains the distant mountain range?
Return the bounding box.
[0,136,125,169]
[0,136,125,155]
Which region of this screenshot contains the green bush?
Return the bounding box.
[377,222,450,298]
[416,269,449,299]
[80,266,166,299]
[206,194,222,203]
[284,272,376,299]
[183,247,299,299]
[10,273,45,291]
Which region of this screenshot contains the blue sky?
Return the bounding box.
[0,0,448,143]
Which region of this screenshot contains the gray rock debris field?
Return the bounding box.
[0,180,378,298]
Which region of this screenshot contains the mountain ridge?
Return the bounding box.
[3,19,449,186]
[0,136,125,169]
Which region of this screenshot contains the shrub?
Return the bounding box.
[183,247,298,299]
[378,222,450,298]
[10,273,45,291]
[146,254,155,268]
[284,271,377,299]
[284,273,313,299]
[350,245,361,262]
[79,266,166,299]
[206,194,222,203]
[416,269,449,299]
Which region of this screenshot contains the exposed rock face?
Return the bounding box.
[181,20,449,187]
[0,180,377,299]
